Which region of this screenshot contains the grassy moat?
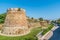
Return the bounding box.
[0,24,54,40]
[0,13,54,40]
[0,27,42,40]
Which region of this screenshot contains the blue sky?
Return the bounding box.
[0,0,60,20]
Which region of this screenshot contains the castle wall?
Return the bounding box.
[1,8,29,35]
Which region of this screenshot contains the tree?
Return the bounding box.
[56,18,60,24]
[39,18,43,21]
[31,17,34,20]
[0,13,6,24]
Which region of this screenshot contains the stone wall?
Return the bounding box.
[1,8,29,35]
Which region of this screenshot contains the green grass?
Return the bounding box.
[42,24,54,35]
[0,27,42,40]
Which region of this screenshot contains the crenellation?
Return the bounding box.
[7,8,25,12]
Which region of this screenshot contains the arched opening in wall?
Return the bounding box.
[9,32,11,35]
[15,29,24,34]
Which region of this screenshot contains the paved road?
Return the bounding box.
[37,26,58,40]
[43,31,53,40]
[49,26,60,40]
[41,26,58,40]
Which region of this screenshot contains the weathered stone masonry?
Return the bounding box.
[1,8,29,35]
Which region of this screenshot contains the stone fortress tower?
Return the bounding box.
[1,8,29,35]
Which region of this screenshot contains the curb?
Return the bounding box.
[37,26,57,40]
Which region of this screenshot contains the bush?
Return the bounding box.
[18,8,21,11]
[0,13,6,24]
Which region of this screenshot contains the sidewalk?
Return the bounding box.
[37,26,59,40]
